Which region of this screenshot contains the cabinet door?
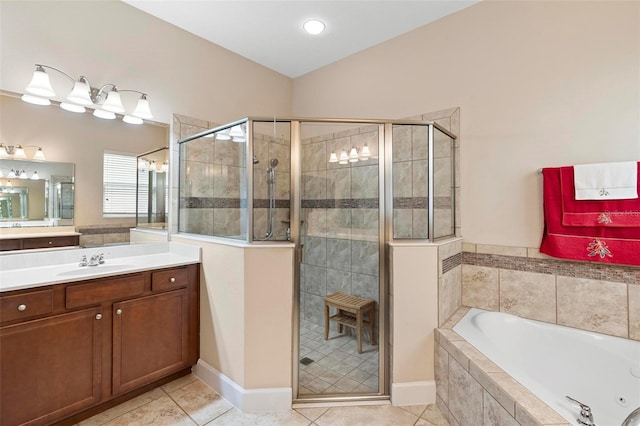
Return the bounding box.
[112,289,189,395]
[0,308,102,426]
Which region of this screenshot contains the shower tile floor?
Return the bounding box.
[78,374,450,425]
[298,319,379,395]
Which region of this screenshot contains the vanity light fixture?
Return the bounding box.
[360,143,371,160]
[6,180,12,187]
[18,170,28,179]
[328,143,372,164]
[31,171,40,180]
[0,144,47,161]
[7,169,17,179]
[161,162,169,173]
[338,149,349,165]
[22,64,153,124]
[348,147,359,163]
[229,125,246,143]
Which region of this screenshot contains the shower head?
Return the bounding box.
[270,158,279,168]
[253,155,259,165]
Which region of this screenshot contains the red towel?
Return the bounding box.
[540,165,640,266]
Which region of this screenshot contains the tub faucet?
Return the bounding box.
[566,396,595,426]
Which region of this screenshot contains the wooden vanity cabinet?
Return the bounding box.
[0,235,80,252]
[0,263,199,426]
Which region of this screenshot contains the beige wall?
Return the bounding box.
[292,0,640,248]
[0,94,167,227]
[172,235,294,390]
[0,0,292,126]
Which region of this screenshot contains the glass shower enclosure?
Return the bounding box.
[177,117,457,402]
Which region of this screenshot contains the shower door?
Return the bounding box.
[294,121,386,400]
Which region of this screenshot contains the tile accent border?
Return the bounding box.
[434,308,571,426]
[463,251,640,285]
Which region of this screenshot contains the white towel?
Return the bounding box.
[574,161,638,200]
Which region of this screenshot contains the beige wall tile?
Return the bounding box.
[499,270,556,323]
[557,277,628,338]
[435,343,449,405]
[462,242,476,253]
[526,247,554,259]
[448,358,483,426]
[484,390,518,426]
[439,238,462,262]
[462,265,499,311]
[439,266,461,326]
[477,244,527,258]
[629,284,640,341]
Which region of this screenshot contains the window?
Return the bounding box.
[103,152,138,217]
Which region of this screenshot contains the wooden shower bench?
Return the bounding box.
[323,292,376,353]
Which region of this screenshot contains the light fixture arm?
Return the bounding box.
[92,83,118,104]
[35,64,75,84]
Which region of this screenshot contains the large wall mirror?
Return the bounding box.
[0,159,74,226]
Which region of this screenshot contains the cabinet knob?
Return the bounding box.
[48,241,53,245]
[17,304,27,312]
[116,309,123,315]
[95,313,102,320]
[170,277,176,283]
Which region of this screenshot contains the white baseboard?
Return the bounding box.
[193,359,292,413]
[391,381,436,406]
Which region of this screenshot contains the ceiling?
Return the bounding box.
[122,0,480,78]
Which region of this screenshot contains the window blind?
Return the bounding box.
[103,152,137,217]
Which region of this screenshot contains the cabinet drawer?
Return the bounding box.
[22,235,79,249]
[152,267,188,292]
[66,274,145,309]
[0,289,54,323]
[0,239,22,252]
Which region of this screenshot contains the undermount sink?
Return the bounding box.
[58,264,135,276]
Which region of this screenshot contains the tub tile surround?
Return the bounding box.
[434,313,571,426]
[462,243,640,341]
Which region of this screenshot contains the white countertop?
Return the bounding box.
[0,225,81,240]
[0,242,201,293]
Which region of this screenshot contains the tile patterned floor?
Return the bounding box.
[78,374,450,426]
[298,319,379,395]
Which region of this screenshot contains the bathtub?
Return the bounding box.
[452,308,640,425]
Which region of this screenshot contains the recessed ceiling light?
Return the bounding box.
[303,19,325,35]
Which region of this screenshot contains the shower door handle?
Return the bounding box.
[297,244,304,264]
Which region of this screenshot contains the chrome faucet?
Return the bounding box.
[88,253,104,266]
[566,396,595,426]
[79,255,88,267]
